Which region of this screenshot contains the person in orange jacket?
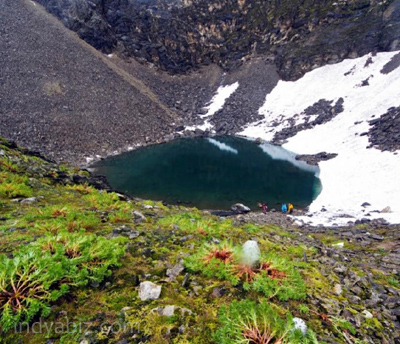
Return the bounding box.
[288,203,294,214]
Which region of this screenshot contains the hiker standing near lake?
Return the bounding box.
[281,203,287,213]
[262,203,267,213]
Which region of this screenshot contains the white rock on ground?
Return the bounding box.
[293,317,307,335]
[138,281,162,301]
[241,240,261,266]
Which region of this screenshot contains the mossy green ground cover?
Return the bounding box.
[0,141,398,343]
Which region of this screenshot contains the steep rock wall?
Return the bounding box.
[34,0,400,80]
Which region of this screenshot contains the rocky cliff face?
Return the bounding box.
[35,0,400,80]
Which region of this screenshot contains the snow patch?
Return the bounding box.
[240,51,400,226]
[206,138,238,154]
[201,82,239,118]
[185,82,239,132]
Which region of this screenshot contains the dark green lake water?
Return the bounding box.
[91,137,322,210]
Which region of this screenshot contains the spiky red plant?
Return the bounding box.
[233,264,257,282]
[197,227,206,236]
[242,326,284,344]
[0,266,48,312]
[203,247,233,264]
[233,262,286,283]
[52,209,67,218]
[259,262,286,280]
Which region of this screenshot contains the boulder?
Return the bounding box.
[133,211,147,223]
[154,305,192,317]
[166,262,185,281]
[20,197,38,204]
[333,284,343,296]
[231,203,251,214]
[362,310,373,319]
[138,281,162,301]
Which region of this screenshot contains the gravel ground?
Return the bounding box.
[0,0,176,165]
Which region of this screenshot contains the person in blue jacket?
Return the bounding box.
[281,203,287,213]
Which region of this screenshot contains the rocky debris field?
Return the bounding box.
[367,106,400,152]
[0,0,284,166]
[0,0,177,166]
[295,152,339,166]
[1,138,400,343]
[272,98,345,145]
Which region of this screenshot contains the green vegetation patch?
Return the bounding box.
[157,212,234,238]
[214,299,318,344]
[0,231,126,331]
[0,172,33,199]
[184,241,306,301]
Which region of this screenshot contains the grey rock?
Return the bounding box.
[133,211,147,223]
[296,151,338,166]
[231,203,251,214]
[161,305,177,317]
[166,262,184,281]
[370,234,384,241]
[350,286,363,296]
[128,230,140,239]
[380,206,392,213]
[20,197,38,204]
[212,286,226,298]
[181,273,190,288]
[362,310,374,319]
[333,284,343,296]
[139,281,162,301]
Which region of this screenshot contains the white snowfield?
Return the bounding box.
[185,82,239,132]
[240,51,400,226]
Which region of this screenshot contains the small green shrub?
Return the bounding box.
[85,191,121,210]
[213,299,318,344]
[109,207,132,223]
[0,158,18,172]
[157,213,233,237]
[331,317,356,336]
[32,231,127,284]
[387,275,399,288]
[25,206,101,232]
[0,231,126,331]
[298,304,310,314]
[0,172,33,199]
[66,184,96,195]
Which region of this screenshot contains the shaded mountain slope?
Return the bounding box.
[0,0,177,165]
[34,0,400,80]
